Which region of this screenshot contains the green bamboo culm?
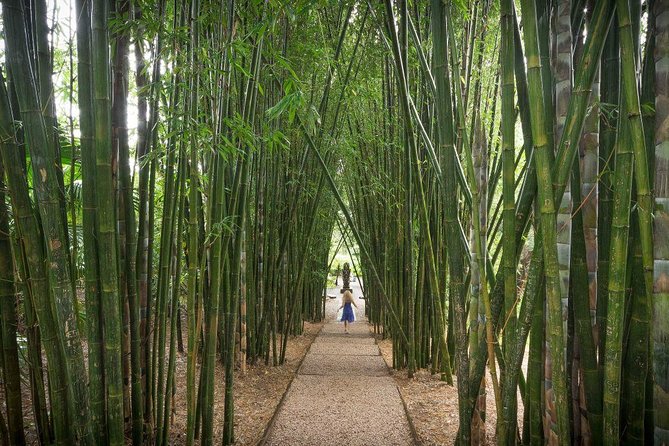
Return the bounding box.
[616,0,654,315]
[153,78,184,446]
[602,95,635,445]
[518,0,570,443]
[186,0,201,444]
[498,0,517,442]
[0,73,71,445]
[400,0,416,380]
[0,151,25,446]
[597,11,619,374]
[91,0,125,443]
[618,14,655,442]
[1,2,94,444]
[602,0,655,442]
[74,0,106,441]
[111,0,144,441]
[200,4,235,444]
[430,2,470,443]
[622,2,656,442]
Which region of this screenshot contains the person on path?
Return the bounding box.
[338,290,357,333]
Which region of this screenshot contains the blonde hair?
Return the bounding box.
[342,290,353,303]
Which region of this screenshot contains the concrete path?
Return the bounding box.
[263,282,414,446]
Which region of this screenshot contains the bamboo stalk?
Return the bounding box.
[186,1,200,444]
[91,0,124,442]
[111,0,143,441]
[74,0,107,440]
[2,2,94,443]
[0,154,25,446]
[518,0,570,442]
[200,4,235,443]
[499,0,517,441]
[0,73,70,444]
[430,1,470,442]
[602,93,634,444]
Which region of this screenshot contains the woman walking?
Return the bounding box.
[338,290,357,333]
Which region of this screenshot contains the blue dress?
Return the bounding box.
[341,302,355,323]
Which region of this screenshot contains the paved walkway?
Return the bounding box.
[264,282,414,446]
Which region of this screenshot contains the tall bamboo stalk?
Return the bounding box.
[427,2,470,442]
[0,155,25,446]
[571,5,602,441]
[200,3,235,443]
[111,0,143,441]
[600,1,654,441]
[518,0,570,442]
[0,73,70,444]
[602,95,635,445]
[133,1,166,431]
[2,2,94,443]
[615,0,655,318]
[186,1,201,444]
[499,0,517,441]
[90,0,124,442]
[550,1,574,439]
[73,0,107,441]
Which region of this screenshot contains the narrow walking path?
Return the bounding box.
[263,282,414,446]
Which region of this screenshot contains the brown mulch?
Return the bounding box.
[170,321,323,445]
[376,332,524,445]
[5,320,323,445]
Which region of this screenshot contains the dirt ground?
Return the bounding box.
[169,321,323,445]
[376,333,525,445]
[4,320,323,446]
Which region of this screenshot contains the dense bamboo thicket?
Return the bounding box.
[0,0,667,445]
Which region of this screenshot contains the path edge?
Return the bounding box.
[396,384,422,446]
[258,322,326,445]
[370,322,421,446]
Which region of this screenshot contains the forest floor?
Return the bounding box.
[169,320,323,445]
[8,311,323,445]
[377,335,526,445]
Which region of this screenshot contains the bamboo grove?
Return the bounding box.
[0,0,667,445]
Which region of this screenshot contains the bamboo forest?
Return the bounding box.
[0,0,668,444]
